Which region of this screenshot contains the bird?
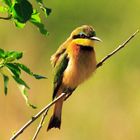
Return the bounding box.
[47,25,101,131]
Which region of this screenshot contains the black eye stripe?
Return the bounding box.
[72,34,80,39]
[80,34,86,38]
[73,34,87,39]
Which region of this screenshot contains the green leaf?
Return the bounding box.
[18,84,37,109]
[15,63,33,75]
[45,7,52,16]
[31,10,41,22]
[36,0,52,17]
[41,6,51,17]
[3,74,9,95]
[33,74,46,79]
[0,49,5,58]
[5,51,23,62]
[15,63,47,79]
[6,63,21,77]
[38,2,52,18]
[11,0,33,23]
[29,103,37,109]
[14,19,25,28]
[2,0,12,7]
[30,10,49,36]
[12,76,30,89]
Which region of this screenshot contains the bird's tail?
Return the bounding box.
[47,91,64,131]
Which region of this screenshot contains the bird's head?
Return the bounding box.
[70,25,101,46]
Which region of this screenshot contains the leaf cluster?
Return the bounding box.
[0,0,52,35]
[0,48,46,108]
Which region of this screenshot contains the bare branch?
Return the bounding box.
[10,92,67,140]
[10,29,139,140]
[32,110,49,140]
[96,29,139,68]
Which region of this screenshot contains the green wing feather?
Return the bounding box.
[52,52,69,99]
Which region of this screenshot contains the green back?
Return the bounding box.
[53,52,69,99]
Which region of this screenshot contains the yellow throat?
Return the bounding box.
[72,38,94,47]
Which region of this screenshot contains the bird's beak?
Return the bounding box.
[90,36,102,42]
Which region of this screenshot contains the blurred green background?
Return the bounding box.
[0,0,140,139]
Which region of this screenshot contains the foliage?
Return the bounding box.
[0,48,46,108]
[0,0,50,108]
[0,0,51,35]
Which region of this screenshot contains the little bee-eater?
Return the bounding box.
[47,25,101,131]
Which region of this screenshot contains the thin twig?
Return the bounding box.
[10,92,67,140]
[96,29,139,68]
[31,29,139,140]
[32,109,49,140]
[10,29,139,140]
[0,15,12,20]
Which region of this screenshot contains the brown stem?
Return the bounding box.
[30,29,139,140]
[10,29,139,140]
[10,93,67,140]
[96,29,139,68]
[32,109,49,140]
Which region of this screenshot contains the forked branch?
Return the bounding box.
[32,110,49,140]
[10,93,67,140]
[10,29,139,140]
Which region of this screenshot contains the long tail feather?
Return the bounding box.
[47,88,75,131]
[47,94,64,131]
[47,114,61,131]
